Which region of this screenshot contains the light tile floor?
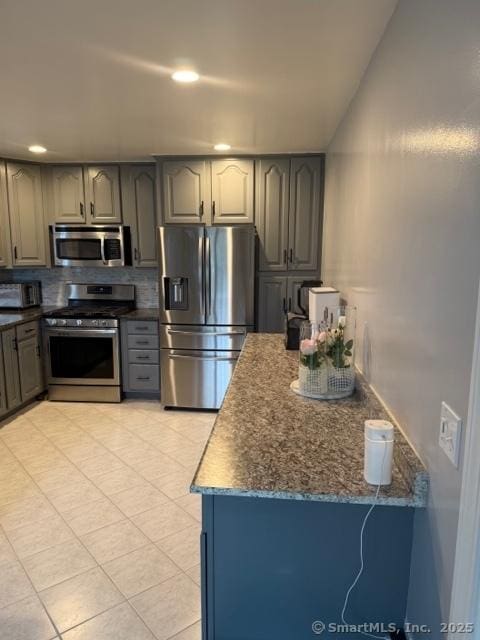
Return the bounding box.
[0,399,214,640]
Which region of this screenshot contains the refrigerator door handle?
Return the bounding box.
[205,235,212,318]
[167,329,246,336]
[168,354,239,362]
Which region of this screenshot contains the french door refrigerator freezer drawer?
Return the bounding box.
[161,349,239,409]
[159,324,249,351]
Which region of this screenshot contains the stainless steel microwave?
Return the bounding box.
[51,225,132,267]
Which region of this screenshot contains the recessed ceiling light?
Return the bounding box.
[171,70,199,83]
[213,143,231,151]
[28,145,47,154]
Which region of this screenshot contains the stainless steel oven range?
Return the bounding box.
[43,284,135,402]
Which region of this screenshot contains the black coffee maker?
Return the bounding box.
[284,279,323,350]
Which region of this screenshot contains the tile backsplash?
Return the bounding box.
[0,268,159,308]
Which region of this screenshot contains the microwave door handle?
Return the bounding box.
[100,239,107,265]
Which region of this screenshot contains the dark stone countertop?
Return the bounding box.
[191,334,428,507]
[0,306,57,330]
[123,309,160,320]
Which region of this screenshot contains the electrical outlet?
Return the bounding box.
[439,402,462,467]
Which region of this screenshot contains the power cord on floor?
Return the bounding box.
[340,437,390,640]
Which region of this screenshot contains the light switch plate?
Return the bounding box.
[439,402,462,467]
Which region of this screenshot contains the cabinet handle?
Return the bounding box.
[283,249,287,264]
[136,340,149,345]
[24,328,35,334]
[90,202,95,217]
[135,326,149,331]
[282,297,287,314]
[136,376,151,381]
[12,337,18,352]
[289,248,293,263]
[212,201,216,219]
[134,248,139,262]
[136,355,150,360]
[80,202,84,217]
[288,297,292,311]
[200,200,204,218]
[13,246,18,260]
[36,345,41,358]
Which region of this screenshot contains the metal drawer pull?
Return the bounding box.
[136,376,151,380]
[135,326,149,331]
[136,355,151,360]
[168,354,238,362]
[23,328,35,334]
[135,340,150,345]
[167,329,245,337]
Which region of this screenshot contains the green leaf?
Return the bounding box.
[345,339,354,350]
[344,350,352,356]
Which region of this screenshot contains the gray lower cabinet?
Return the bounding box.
[17,323,43,401]
[257,276,288,333]
[121,319,160,395]
[0,343,7,417]
[257,275,312,332]
[121,165,158,267]
[1,328,21,410]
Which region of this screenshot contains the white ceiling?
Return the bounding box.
[0,0,396,162]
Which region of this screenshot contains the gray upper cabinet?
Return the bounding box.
[211,159,254,224]
[256,156,323,274]
[0,162,11,267]
[6,162,47,267]
[51,165,86,223]
[1,328,21,409]
[87,165,122,224]
[257,275,287,333]
[162,160,209,224]
[256,159,289,271]
[288,157,321,272]
[121,165,157,267]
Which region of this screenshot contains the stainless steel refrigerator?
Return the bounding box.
[158,225,255,409]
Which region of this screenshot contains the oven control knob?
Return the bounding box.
[58,319,67,326]
[47,318,57,326]
[76,319,83,326]
[101,320,108,327]
[91,319,99,326]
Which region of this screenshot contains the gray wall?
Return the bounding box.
[322,0,480,633]
[0,268,158,308]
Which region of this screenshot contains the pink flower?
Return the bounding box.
[300,339,317,355]
[318,331,327,343]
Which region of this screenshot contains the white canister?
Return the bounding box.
[364,420,394,485]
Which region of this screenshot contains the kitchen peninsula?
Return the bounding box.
[192,334,428,639]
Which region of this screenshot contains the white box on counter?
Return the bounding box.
[308,287,340,323]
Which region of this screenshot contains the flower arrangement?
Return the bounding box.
[297,310,356,399]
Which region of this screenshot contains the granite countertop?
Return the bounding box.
[192,334,428,507]
[0,306,55,330]
[123,309,160,320]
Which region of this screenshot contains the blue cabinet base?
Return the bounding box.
[201,495,414,640]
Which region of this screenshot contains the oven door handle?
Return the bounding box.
[45,328,117,337]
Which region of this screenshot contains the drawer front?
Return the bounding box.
[128,364,160,391]
[128,349,159,365]
[17,321,39,341]
[126,320,158,335]
[161,349,239,409]
[127,334,159,349]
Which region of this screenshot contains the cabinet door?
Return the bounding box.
[0,345,7,417]
[51,165,86,223]
[162,160,209,224]
[7,163,47,266]
[256,159,289,270]
[257,276,287,333]
[288,157,321,271]
[1,329,21,410]
[87,166,122,223]
[18,334,43,401]
[0,162,11,267]
[121,165,157,267]
[211,159,254,224]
